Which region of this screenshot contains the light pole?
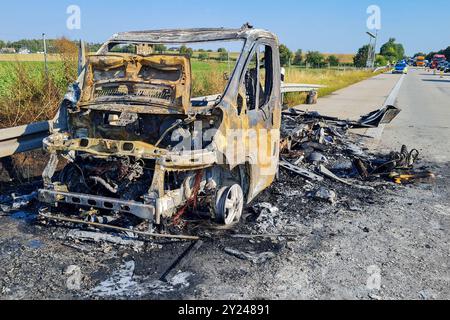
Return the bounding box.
[372,30,378,67]
[366,31,377,68]
[227,50,231,78]
[42,33,48,76]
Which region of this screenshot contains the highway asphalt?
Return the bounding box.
[379,68,450,163]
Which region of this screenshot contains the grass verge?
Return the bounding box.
[283,67,381,106]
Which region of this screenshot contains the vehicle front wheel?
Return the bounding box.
[214,184,244,226]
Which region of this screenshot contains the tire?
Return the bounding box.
[214,184,244,226]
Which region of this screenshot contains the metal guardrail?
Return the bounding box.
[0,121,51,158]
[281,83,325,94]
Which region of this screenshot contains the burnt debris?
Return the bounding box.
[280,107,432,187]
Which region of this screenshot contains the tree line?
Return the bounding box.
[278,45,343,68]
[0,38,102,54]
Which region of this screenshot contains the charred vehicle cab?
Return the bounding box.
[38,25,282,231]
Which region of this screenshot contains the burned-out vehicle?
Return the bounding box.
[38,25,282,231]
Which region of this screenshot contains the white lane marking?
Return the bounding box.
[366,73,406,139]
[384,73,406,106]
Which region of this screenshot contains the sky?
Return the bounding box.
[0,0,448,55]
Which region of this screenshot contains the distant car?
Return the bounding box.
[438,61,448,72]
[444,62,450,73]
[392,63,408,74]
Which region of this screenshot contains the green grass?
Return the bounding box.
[191,60,231,97]
[191,60,230,74]
[0,62,18,97]
[0,61,76,128]
[0,61,70,97]
[283,67,381,106]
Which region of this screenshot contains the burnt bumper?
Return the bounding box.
[38,189,155,221]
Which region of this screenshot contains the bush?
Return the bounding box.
[380,38,405,62]
[354,45,370,67]
[179,45,193,57]
[154,44,167,53]
[293,49,303,65]
[219,51,229,61]
[375,55,388,67]
[326,55,340,66]
[279,44,293,67]
[198,53,209,61]
[305,51,325,68]
[53,38,78,85]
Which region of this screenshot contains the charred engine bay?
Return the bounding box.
[70,109,220,151]
[1,107,448,300]
[59,156,153,201]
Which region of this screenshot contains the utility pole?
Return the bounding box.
[372,30,378,68]
[78,40,86,76]
[366,31,376,68]
[42,33,48,76]
[227,50,231,78]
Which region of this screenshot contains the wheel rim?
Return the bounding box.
[216,184,244,225]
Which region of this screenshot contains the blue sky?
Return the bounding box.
[0,0,448,55]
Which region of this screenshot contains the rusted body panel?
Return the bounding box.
[81,54,192,113]
[38,25,282,229]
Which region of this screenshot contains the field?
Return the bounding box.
[0,54,61,62]
[322,53,355,64]
[0,58,377,129]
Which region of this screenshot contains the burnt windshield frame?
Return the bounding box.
[100,39,247,108]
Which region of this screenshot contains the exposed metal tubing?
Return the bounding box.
[39,212,200,241]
